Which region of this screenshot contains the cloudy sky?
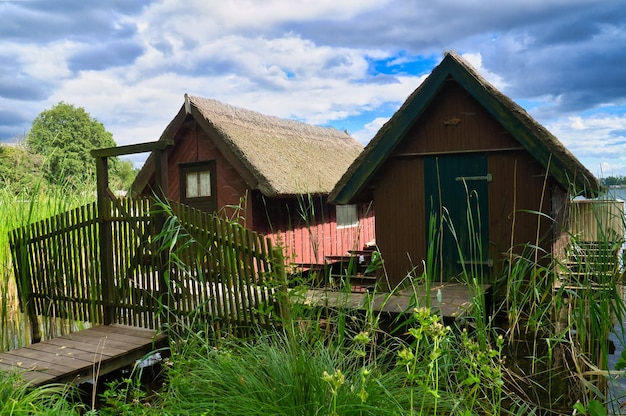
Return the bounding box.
[1,0,625,176]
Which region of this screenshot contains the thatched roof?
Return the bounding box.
[133,95,363,197]
[330,51,601,204]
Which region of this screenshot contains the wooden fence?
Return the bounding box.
[9,198,286,342]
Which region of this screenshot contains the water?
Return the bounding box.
[602,188,626,411]
[607,187,626,202]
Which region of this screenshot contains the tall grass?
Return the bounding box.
[0,370,82,414]
[3,177,625,414]
[0,181,94,351]
[499,197,626,413]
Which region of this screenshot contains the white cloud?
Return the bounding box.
[461,52,508,90]
[352,116,389,144]
[545,114,626,176]
[1,0,625,177]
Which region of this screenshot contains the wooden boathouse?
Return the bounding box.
[330,51,603,289]
[131,95,375,267]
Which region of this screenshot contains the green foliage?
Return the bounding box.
[572,399,608,416]
[0,370,82,414]
[0,143,45,193]
[96,377,157,416]
[25,102,135,190]
[601,175,626,187]
[110,158,138,192]
[161,329,411,415]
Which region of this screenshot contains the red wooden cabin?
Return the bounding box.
[330,52,601,289]
[132,95,375,267]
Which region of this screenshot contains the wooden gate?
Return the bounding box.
[9,141,287,343]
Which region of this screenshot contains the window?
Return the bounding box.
[180,161,216,212]
[336,204,359,229]
[186,170,211,198]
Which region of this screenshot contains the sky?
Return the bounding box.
[1,0,625,177]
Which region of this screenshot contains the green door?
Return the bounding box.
[424,154,490,281]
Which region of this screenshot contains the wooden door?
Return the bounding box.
[424,154,491,281]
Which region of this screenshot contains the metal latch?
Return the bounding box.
[455,174,492,182]
[458,259,493,267]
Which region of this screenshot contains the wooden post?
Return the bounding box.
[95,155,115,325]
[153,148,171,327]
[11,229,42,343]
[271,245,290,325]
[91,140,173,328]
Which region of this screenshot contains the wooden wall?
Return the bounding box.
[372,79,564,287]
[164,120,254,227]
[253,194,375,265]
[148,117,376,267]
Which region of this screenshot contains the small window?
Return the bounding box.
[180,161,217,212]
[186,171,212,198]
[337,204,359,229]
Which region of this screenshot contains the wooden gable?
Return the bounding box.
[330,52,601,206]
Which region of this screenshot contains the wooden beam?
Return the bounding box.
[95,156,115,325]
[90,140,174,158]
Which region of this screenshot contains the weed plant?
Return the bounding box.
[0,370,82,414]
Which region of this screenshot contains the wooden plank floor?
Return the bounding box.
[0,324,168,386]
[304,282,491,320]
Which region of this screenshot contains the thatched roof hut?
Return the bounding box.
[132,94,374,266]
[133,95,362,198]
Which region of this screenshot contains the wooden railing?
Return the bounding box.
[9,198,286,342]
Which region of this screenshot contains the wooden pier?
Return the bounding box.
[304,282,491,321]
[0,325,167,386]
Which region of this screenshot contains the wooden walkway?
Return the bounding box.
[304,282,491,321]
[0,325,167,386]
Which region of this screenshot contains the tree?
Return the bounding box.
[0,143,46,193]
[26,102,117,188]
[110,158,138,192]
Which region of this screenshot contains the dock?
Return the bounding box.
[304,282,491,321]
[0,325,167,386]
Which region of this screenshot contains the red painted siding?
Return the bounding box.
[252,194,375,266]
[144,120,376,267]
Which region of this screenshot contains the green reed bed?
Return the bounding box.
[3,187,625,415]
[0,183,94,351]
[0,370,82,415]
[499,200,626,414]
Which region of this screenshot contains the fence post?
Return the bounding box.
[10,229,42,343]
[153,148,171,327]
[271,245,291,325]
[95,155,115,325]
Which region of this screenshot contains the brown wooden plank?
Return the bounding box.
[0,351,75,375]
[0,325,167,387]
[44,337,127,357]
[61,329,161,349]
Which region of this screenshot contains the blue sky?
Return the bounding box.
[1,0,625,177]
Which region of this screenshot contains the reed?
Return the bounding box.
[0,370,82,414]
[0,180,94,351]
[499,196,625,413]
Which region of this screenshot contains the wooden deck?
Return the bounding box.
[304,282,491,321]
[0,325,167,386]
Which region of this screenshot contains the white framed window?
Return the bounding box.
[336,204,359,229]
[180,161,217,212]
[186,170,212,198]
